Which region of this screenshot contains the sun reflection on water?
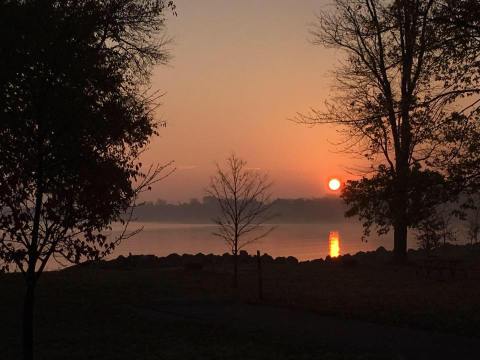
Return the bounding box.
[329,231,340,258]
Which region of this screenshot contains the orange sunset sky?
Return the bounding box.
[142,0,355,202]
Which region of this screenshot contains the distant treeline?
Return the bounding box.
[132,196,347,224]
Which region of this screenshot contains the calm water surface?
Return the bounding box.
[111,221,418,261]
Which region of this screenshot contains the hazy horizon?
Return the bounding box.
[140,0,359,202]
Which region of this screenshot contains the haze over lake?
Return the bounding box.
[112,221,409,261]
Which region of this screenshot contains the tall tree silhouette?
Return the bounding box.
[207,155,274,288]
[433,1,480,195]
[0,1,175,359]
[297,0,476,262]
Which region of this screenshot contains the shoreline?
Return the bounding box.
[68,242,480,272]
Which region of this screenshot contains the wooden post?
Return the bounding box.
[257,250,263,301]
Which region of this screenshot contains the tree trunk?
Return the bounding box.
[393,154,409,264]
[257,250,263,301]
[23,279,35,360]
[393,222,408,264]
[233,252,238,289]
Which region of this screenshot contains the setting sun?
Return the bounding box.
[328,178,341,191]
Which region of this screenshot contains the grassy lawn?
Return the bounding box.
[258,261,480,336]
[1,252,479,359]
[0,268,387,360]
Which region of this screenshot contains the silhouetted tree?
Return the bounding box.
[467,206,480,244]
[0,1,175,359]
[416,202,457,251]
[298,0,473,262]
[431,2,480,201]
[207,155,274,288]
[434,0,480,93]
[461,194,480,244]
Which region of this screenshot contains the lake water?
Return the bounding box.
[110,221,418,261]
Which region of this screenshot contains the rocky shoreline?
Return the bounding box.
[68,242,480,272]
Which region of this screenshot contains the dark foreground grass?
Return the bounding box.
[0,268,386,360]
[1,251,480,359]
[258,260,480,337]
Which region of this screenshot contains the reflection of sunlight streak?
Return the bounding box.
[329,231,340,257]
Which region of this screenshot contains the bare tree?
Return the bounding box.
[207,155,275,288]
[296,0,476,263]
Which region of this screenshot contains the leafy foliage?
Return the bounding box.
[0,0,175,275]
[343,165,447,239]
